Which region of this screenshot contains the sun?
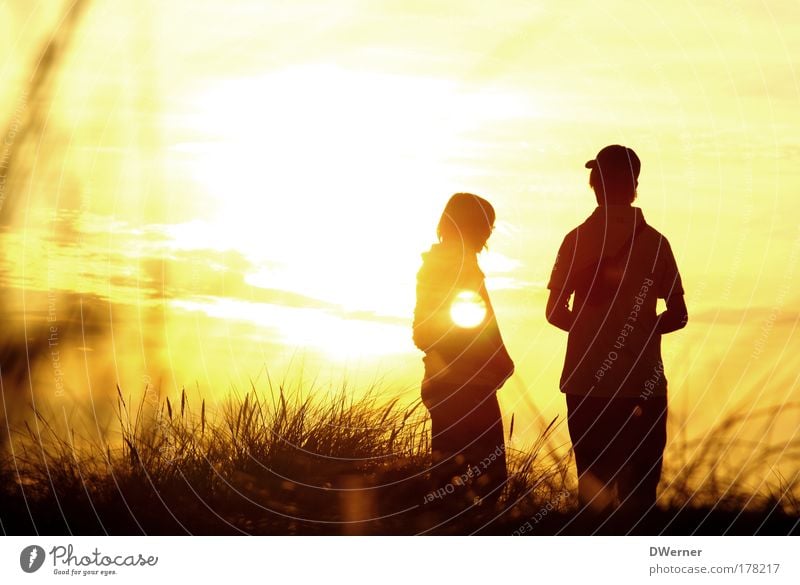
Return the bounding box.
[449,290,487,328]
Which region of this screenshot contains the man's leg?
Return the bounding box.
[566,394,618,513]
[617,396,668,517]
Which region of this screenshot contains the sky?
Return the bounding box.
[1,0,798,461]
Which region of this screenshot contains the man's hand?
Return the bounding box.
[656,294,688,334]
[546,288,575,332]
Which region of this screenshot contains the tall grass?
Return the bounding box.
[0,381,797,535]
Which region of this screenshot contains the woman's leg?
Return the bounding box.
[428,407,465,490]
[425,383,472,493]
[425,385,504,505]
[463,392,507,505]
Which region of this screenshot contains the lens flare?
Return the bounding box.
[449,290,486,328]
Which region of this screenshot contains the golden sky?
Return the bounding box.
[1,0,798,452]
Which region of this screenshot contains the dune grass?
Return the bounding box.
[0,381,798,535]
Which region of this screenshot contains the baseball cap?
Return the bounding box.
[585,145,641,179]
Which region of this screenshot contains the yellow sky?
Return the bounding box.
[1,0,799,451]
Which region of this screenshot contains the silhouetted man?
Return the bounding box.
[546,145,687,524]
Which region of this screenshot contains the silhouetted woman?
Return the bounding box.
[413,193,514,507]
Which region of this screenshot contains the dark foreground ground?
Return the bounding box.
[2,466,797,535]
[2,389,797,535]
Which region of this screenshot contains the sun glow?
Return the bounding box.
[449,290,487,329]
[175,65,521,357]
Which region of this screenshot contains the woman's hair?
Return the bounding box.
[589,166,638,205]
[436,193,496,252]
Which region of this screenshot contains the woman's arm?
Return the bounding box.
[656,294,688,334]
[476,284,514,387]
[546,288,574,332]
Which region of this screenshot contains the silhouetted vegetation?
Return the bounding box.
[0,381,797,535]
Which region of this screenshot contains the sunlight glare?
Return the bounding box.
[449,290,487,328]
[173,65,523,356]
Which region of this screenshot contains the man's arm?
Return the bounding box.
[546,288,574,332]
[656,294,688,334]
